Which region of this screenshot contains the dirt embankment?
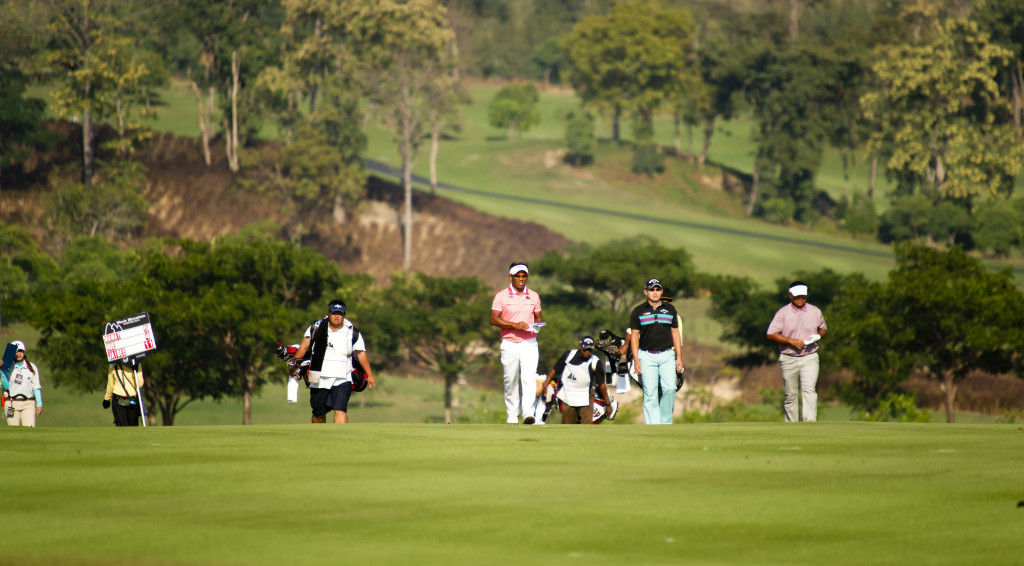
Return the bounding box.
[139,132,571,287]
[1,123,570,288]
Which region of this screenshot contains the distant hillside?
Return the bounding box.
[1,122,571,288]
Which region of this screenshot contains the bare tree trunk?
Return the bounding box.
[867,153,878,199]
[429,112,440,196]
[309,17,322,115]
[243,380,252,425]
[789,0,800,43]
[227,50,241,172]
[83,83,94,186]
[612,107,621,142]
[444,376,453,424]
[673,111,681,153]
[401,132,414,271]
[1013,59,1023,129]
[699,118,714,169]
[333,193,346,225]
[842,151,850,200]
[747,149,761,216]
[940,371,957,423]
[190,77,213,166]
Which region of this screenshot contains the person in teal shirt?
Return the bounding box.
[2,340,43,427]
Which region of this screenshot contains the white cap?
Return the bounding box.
[11,340,25,352]
[789,284,808,297]
[509,264,529,276]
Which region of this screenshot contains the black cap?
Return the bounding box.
[580,336,595,350]
[645,278,662,290]
[328,300,346,314]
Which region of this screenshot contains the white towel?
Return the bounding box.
[287,376,300,403]
[615,372,631,394]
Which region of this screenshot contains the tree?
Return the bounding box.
[46,159,149,250]
[0,224,58,328]
[368,272,491,424]
[877,194,931,244]
[832,244,1024,423]
[561,1,695,141]
[37,0,140,185]
[861,18,1024,203]
[346,0,455,271]
[973,198,1023,257]
[533,237,699,314]
[487,83,539,138]
[241,125,365,243]
[564,109,596,167]
[972,0,1024,129]
[0,5,48,193]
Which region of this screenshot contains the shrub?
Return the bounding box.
[631,144,664,177]
[857,393,930,422]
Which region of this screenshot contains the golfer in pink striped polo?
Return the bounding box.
[767,281,828,422]
[491,261,543,424]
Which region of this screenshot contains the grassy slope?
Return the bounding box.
[1,423,1020,566]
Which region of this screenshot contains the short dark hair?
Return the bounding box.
[508,261,528,271]
[789,280,806,289]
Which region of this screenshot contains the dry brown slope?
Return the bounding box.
[138,132,571,287]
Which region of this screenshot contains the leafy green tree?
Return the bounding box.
[927,200,973,247]
[36,0,164,184]
[862,18,1024,202]
[972,0,1024,129]
[565,109,596,167]
[487,83,540,138]
[837,192,877,237]
[532,37,564,89]
[366,272,491,424]
[832,244,1024,423]
[0,7,48,193]
[0,224,58,328]
[877,194,931,244]
[46,159,149,250]
[973,198,1023,257]
[242,125,365,243]
[561,1,695,141]
[345,0,454,271]
[533,237,699,314]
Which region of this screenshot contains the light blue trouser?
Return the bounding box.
[779,353,819,422]
[639,349,677,425]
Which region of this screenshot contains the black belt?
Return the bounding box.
[643,349,670,354]
[10,395,34,401]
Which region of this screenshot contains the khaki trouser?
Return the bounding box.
[6,398,37,427]
[780,353,819,422]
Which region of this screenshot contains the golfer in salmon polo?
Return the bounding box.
[767,281,828,422]
[491,261,543,424]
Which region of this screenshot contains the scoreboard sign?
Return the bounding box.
[103,313,157,362]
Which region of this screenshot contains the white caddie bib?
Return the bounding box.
[556,350,595,408]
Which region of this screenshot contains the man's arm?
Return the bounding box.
[293,336,312,360]
[630,330,641,375]
[490,309,529,331]
[767,332,804,350]
[672,326,683,373]
[355,350,377,389]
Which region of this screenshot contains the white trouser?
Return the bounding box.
[500,338,539,423]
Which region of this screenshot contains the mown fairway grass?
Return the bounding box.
[1,423,1020,566]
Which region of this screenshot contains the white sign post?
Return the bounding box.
[103,313,157,427]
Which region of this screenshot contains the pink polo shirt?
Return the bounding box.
[767,302,826,357]
[492,284,541,342]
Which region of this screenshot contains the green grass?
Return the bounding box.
[0,423,1020,565]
